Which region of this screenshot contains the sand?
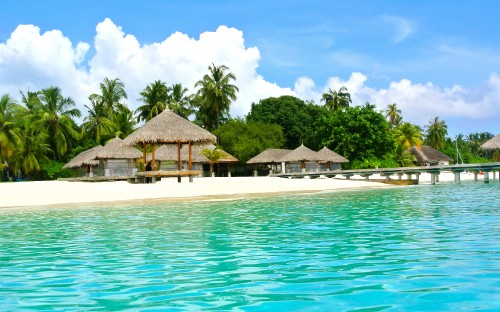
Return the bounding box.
[0,171,488,209]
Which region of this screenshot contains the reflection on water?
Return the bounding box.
[0,182,499,310]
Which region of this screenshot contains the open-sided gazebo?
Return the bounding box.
[122,109,216,182]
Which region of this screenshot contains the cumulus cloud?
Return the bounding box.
[0,19,498,135]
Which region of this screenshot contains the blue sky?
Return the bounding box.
[1,1,499,136]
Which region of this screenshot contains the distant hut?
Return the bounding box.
[95,137,142,177]
[281,144,323,173]
[203,144,239,177]
[247,148,292,176]
[122,109,216,181]
[63,145,103,177]
[317,147,349,170]
[480,134,500,161]
[408,145,453,166]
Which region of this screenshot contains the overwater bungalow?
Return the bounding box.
[246,148,292,176]
[281,144,323,173]
[408,145,452,166]
[317,147,349,170]
[63,145,103,177]
[95,137,142,177]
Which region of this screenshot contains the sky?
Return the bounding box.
[1,0,499,137]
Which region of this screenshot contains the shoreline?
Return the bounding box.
[0,172,481,210]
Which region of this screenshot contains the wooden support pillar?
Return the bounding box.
[188,141,193,183]
[484,171,490,184]
[301,161,306,173]
[142,142,147,172]
[253,165,258,177]
[397,173,403,180]
[151,143,156,171]
[474,171,478,181]
[406,173,412,180]
[431,173,436,185]
[177,141,181,183]
[227,163,231,177]
[415,173,420,184]
[454,171,461,184]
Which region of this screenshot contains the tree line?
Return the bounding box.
[0,64,496,180]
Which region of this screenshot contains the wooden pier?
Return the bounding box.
[272,162,500,185]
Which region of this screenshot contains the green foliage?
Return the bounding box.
[319,105,395,164]
[135,80,168,122]
[247,95,327,150]
[393,122,423,150]
[194,64,239,131]
[41,160,71,180]
[349,156,398,170]
[425,116,448,150]
[200,147,223,176]
[321,86,352,111]
[214,118,285,163]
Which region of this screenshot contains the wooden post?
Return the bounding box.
[189,141,193,183]
[142,142,147,172]
[227,163,231,177]
[431,173,436,185]
[484,171,490,184]
[474,171,478,181]
[177,141,181,183]
[151,143,156,171]
[454,171,461,184]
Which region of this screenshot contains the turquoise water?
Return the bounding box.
[0,182,499,311]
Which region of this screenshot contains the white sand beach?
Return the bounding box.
[0,171,488,209]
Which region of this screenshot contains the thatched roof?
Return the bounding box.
[203,144,238,163]
[480,134,500,150]
[317,147,349,163]
[63,145,103,169]
[122,109,216,146]
[408,145,453,164]
[246,148,292,164]
[96,137,142,159]
[281,144,323,162]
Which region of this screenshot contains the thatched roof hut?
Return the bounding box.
[122,109,216,145]
[203,144,238,163]
[480,134,500,150]
[246,148,291,164]
[147,144,209,163]
[122,109,216,175]
[281,144,323,162]
[408,145,452,165]
[63,145,103,169]
[317,147,349,163]
[96,137,142,159]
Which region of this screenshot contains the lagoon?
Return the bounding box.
[0,182,499,311]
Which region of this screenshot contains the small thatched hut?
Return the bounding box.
[317,147,349,170]
[95,137,142,177]
[480,134,500,151]
[122,109,216,181]
[408,145,453,166]
[281,144,323,173]
[246,148,292,175]
[63,145,103,177]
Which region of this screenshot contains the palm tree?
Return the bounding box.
[33,86,81,160]
[194,63,239,131]
[0,94,22,167]
[385,103,402,128]
[394,122,423,150]
[10,129,52,180]
[135,80,169,122]
[321,86,351,111]
[168,83,194,119]
[81,98,117,145]
[425,117,448,150]
[114,105,137,138]
[90,78,127,119]
[200,147,222,177]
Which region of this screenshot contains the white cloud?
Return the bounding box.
[381,15,415,44]
[0,19,498,135]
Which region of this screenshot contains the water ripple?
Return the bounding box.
[0,182,499,310]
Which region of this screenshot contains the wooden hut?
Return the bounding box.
[317,147,349,170]
[95,137,142,177]
[122,108,216,182]
[63,145,103,177]
[408,145,453,166]
[480,134,500,161]
[246,148,292,176]
[281,144,323,173]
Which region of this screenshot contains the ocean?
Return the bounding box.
[0,182,499,311]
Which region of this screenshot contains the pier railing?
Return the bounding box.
[271,162,500,184]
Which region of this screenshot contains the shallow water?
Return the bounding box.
[0,182,499,311]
